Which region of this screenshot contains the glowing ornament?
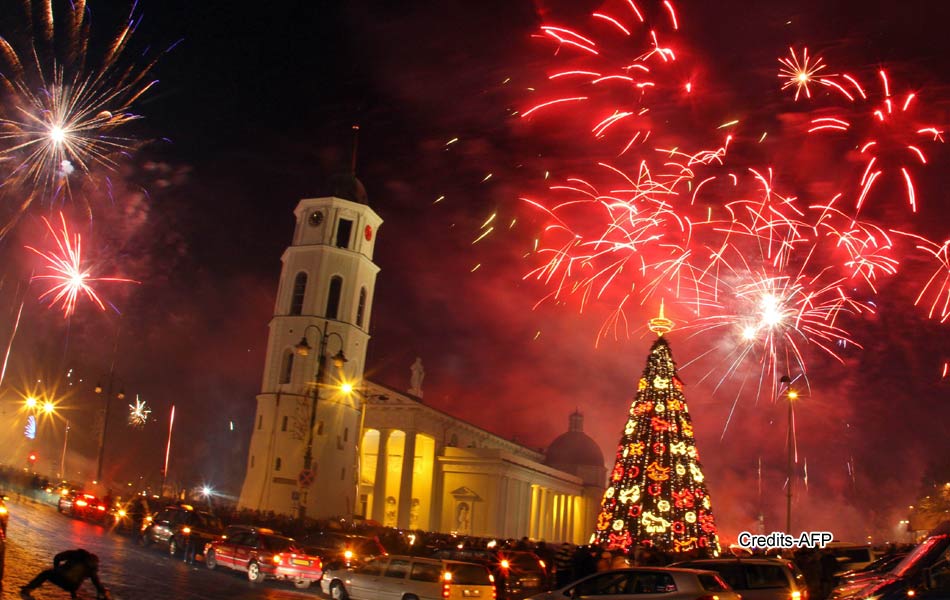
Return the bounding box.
[682,422,694,437]
[612,519,625,531]
[647,461,672,482]
[641,511,672,533]
[685,511,697,523]
[605,487,616,499]
[653,376,670,389]
[658,500,671,512]
[676,463,686,476]
[651,417,671,432]
[655,403,666,413]
[638,378,648,391]
[625,420,635,435]
[690,463,705,482]
[670,442,687,455]
[703,496,711,509]
[619,485,640,504]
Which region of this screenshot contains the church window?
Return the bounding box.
[290,272,307,315]
[281,416,288,432]
[279,351,294,384]
[449,434,458,447]
[250,455,255,468]
[336,218,353,248]
[317,421,325,435]
[343,427,349,442]
[257,415,263,430]
[326,276,343,319]
[341,467,346,480]
[356,287,367,327]
[275,457,282,471]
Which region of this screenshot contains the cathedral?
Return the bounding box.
[237,174,605,543]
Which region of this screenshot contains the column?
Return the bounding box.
[397,431,417,529]
[553,494,562,542]
[371,429,390,522]
[539,488,550,541]
[529,485,540,539]
[497,476,510,537]
[432,441,445,532]
[566,496,575,544]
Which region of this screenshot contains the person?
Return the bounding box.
[20,548,110,599]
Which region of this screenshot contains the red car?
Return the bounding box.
[58,491,108,522]
[205,527,323,589]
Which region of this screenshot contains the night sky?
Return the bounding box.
[1,1,949,544]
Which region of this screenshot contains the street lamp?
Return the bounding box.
[94,374,126,484]
[781,375,797,534]
[294,321,348,520]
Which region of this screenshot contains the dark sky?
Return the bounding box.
[1,0,949,543]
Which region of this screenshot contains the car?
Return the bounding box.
[526,567,740,600]
[57,491,108,522]
[825,543,877,575]
[0,494,9,534]
[140,504,224,559]
[300,531,387,569]
[673,557,807,600]
[205,527,323,589]
[431,547,550,599]
[833,523,950,600]
[321,555,496,600]
[831,552,908,596]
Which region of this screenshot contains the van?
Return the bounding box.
[321,554,496,600]
[825,543,877,574]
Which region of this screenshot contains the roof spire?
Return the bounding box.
[648,299,674,336]
[350,124,360,175]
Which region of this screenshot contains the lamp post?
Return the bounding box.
[94,373,125,484]
[781,375,798,534]
[294,321,348,521]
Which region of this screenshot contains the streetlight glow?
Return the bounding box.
[42,400,56,414]
[25,396,38,409]
[340,382,354,394]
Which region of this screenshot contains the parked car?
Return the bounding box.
[825,543,877,575]
[321,555,495,600]
[526,567,740,600]
[205,527,322,589]
[673,557,807,600]
[301,531,387,568]
[832,552,908,596]
[833,522,950,600]
[57,491,108,522]
[140,504,224,559]
[431,547,550,599]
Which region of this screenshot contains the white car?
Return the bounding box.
[321,554,495,600]
[526,567,740,600]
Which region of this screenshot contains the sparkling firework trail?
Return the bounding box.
[25,213,138,318]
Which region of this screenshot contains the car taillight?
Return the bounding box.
[500,559,510,570]
[182,526,191,534]
[792,591,802,600]
[442,583,451,599]
[695,595,721,600]
[273,554,282,565]
[316,557,323,570]
[344,550,354,560]
[76,500,88,507]
[538,559,546,569]
[97,505,106,511]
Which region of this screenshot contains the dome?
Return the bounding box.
[323,172,369,205]
[545,431,605,469]
[545,411,604,470]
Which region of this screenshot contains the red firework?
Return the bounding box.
[780,50,945,213]
[522,0,691,155]
[25,213,138,318]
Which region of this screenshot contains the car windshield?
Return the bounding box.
[262,535,299,553]
[505,553,544,572]
[194,512,223,531]
[449,563,492,585]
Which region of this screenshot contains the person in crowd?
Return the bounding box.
[20,548,110,599]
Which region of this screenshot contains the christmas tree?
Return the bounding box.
[593,305,721,555]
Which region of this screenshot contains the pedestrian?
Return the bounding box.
[20,548,111,599]
[554,542,575,588]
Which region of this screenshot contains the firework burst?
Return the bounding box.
[128,395,151,427]
[25,212,138,318]
[0,0,169,236]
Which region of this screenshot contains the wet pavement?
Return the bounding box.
[1,498,324,599]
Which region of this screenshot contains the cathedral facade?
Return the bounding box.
[238,181,605,542]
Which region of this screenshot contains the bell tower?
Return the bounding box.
[238,172,382,519]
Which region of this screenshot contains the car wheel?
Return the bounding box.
[168,538,179,557]
[330,580,349,600]
[206,550,217,570]
[247,561,266,583]
[403,595,419,600]
[294,579,312,589]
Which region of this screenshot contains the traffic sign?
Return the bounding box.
[298,468,314,488]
